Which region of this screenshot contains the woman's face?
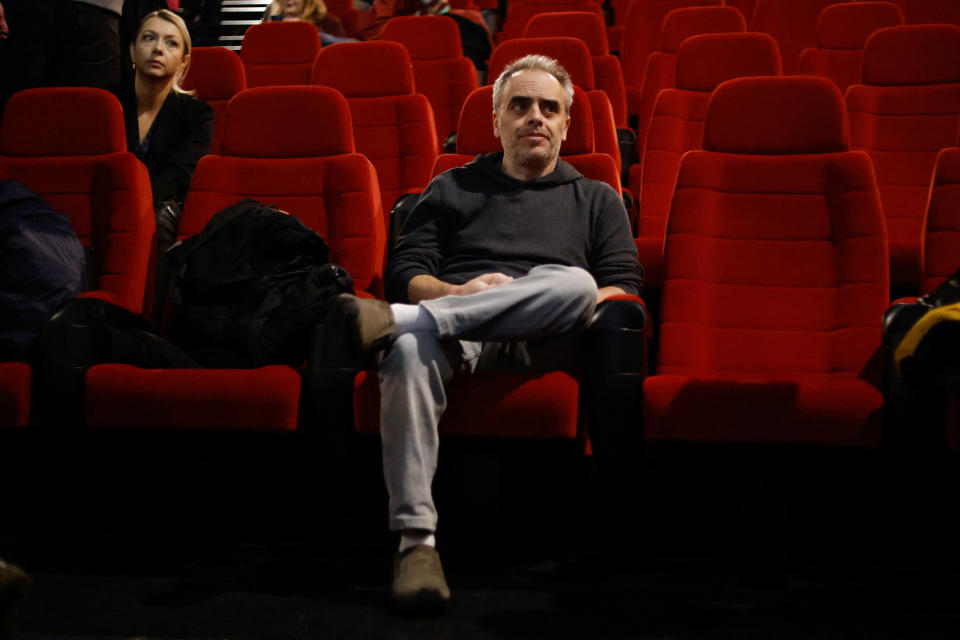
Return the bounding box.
[131,17,187,81]
[281,0,304,16]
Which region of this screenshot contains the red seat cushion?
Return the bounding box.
[0,363,31,429]
[85,364,301,430]
[353,370,581,438]
[181,47,247,153]
[922,147,960,294]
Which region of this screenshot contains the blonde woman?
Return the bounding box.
[122,9,213,210]
[263,0,355,45]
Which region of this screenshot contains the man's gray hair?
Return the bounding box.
[491,54,574,114]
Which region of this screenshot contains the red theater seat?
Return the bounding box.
[620,0,722,120]
[644,76,888,446]
[630,5,746,178]
[181,46,247,153]
[380,15,480,149]
[312,41,438,218]
[0,88,154,315]
[751,0,843,75]
[890,0,960,26]
[499,0,603,43]
[632,32,781,289]
[0,87,154,429]
[797,2,904,94]
[523,11,629,128]
[488,37,622,178]
[84,86,385,430]
[846,24,960,293]
[240,21,321,88]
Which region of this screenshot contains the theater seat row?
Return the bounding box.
[1,75,911,453]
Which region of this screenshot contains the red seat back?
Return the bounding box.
[240,21,321,88]
[312,41,438,215]
[181,46,247,153]
[751,0,844,74]
[620,0,722,107]
[524,12,630,128]
[634,33,780,287]
[846,24,960,292]
[182,86,385,296]
[660,75,887,381]
[381,15,480,148]
[499,0,603,42]
[797,2,904,94]
[632,5,746,161]
[0,87,154,314]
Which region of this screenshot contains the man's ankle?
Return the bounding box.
[399,529,436,553]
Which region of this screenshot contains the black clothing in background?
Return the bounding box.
[445,12,491,71]
[0,0,122,111]
[120,82,214,206]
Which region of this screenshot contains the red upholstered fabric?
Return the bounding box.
[353,370,581,438]
[704,76,847,155]
[847,24,960,291]
[645,75,888,445]
[240,21,321,88]
[312,41,415,97]
[312,42,437,213]
[220,86,355,158]
[889,0,960,27]
[524,11,609,54]
[0,87,125,156]
[817,2,904,50]
[381,15,462,60]
[620,0,722,115]
[0,363,30,429]
[0,89,154,314]
[85,364,301,430]
[750,0,842,75]
[522,12,628,127]
[862,24,960,87]
[499,1,603,42]
[631,5,747,156]
[181,47,246,154]
[632,33,781,290]
[488,37,596,89]
[381,16,480,146]
[922,147,960,294]
[796,2,903,95]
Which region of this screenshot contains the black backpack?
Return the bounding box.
[164,199,354,367]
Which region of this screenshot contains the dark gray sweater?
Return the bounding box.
[386,153,643,303]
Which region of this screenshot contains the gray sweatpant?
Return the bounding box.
[378,264,599,532]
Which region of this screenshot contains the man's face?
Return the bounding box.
[493,69,570,176]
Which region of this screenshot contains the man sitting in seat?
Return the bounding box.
[329,54,643,613]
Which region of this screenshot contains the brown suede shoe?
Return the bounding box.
[327,293,396,354]
[390,545,450,614]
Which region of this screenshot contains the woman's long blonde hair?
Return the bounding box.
[135,9,194,94]
[266,0,329,26]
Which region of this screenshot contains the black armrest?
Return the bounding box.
[584,296,648,473]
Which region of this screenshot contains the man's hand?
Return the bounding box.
[597,286,627,304]
[407,272,514,303]
[451,273,514,296]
